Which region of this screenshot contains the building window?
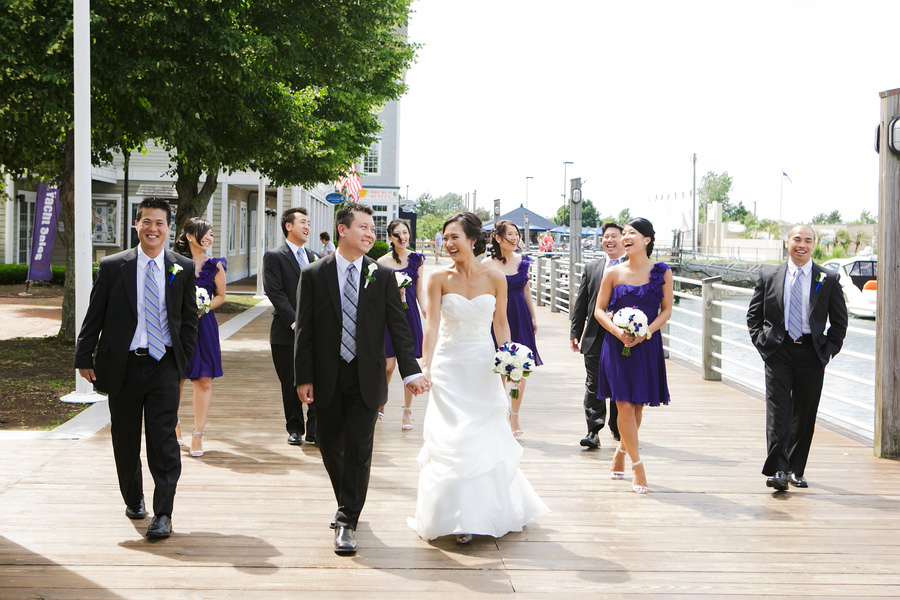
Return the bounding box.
[373,215,388,241]
[363,140,381,176]
[228,202,237,256]
[371,205,388,213]
[239,202,248,253]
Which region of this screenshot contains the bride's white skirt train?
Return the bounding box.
[408,294,550,540]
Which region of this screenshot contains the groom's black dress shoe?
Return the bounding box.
[334,526,357,556]
[580,432,600,449]
[305,433,317,445]
[146,515,172,538]
[789,473,808,488]
[766,471,789,492]
[125,499,148,520]
[287,433,303,446]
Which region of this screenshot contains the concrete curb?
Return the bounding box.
[0,298,272,441]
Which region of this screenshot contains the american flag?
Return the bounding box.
[782,171,792,184]
[335,164,363,201]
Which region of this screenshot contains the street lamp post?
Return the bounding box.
[525,176,533,251]
[562,161,573,205]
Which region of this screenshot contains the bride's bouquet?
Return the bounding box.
[196,287,211,317]
[395,272,413,309]
[611,307,651,356]
[493,341,536,400]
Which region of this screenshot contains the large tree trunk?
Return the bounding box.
[57,130,76,343]
[173,158,219,238]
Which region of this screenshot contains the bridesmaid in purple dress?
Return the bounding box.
[483,220,541,437]
[173,218,226,458]
[378,219,426,430]
[594,218,673,494]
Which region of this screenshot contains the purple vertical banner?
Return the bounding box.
[27,182,61,282]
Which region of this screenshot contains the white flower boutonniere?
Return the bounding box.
[364,263,378,288]
[814,272,826,292]
[168,264,183,285]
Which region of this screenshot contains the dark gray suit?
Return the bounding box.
[747,261,848,477]
[294,253,420,529]
[74,248,198,516]
[263,242,319,436]
[570,257,618,437]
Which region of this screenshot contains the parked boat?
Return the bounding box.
[822,255,877,318]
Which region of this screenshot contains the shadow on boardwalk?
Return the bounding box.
[1,274,898,598]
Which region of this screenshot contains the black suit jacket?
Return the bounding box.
[74,248,199,395]
[263,242,319,346]
[571,258,608,355]
[747,261,848,367]
[293,253,420,410]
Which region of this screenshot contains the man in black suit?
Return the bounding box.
[570,222,626,448]
[294,203,430,556]
[75,197,198,538]
[747,224,848,491]
[263,207,319,446]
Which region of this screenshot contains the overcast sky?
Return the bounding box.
[398,0,898,235]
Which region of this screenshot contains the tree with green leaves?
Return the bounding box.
[852,209,877,225]
[834,229,851,252]
[852,229,872,253]
[812,210,842,225]
[698,171,745,222]
[552,199,600,227]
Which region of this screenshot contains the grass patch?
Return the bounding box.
[217,295,263,314]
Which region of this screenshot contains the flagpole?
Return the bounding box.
[779,170,783,223]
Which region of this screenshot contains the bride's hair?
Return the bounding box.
[442,212,487,256]
[626,217,655,257]
[174,217,212,259]
[490,220,518,264]
[387,219,410,264]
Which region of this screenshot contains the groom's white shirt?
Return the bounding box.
[334,251,423,386]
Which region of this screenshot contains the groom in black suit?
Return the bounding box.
[75,197,198,538]
[570,222,626,448]
[747,224,847,491]
[263,207,319,445]
[294,203,430,556]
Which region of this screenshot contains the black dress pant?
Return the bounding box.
[315,358,379,530]
[762,337,825,477]
[271,343,316,436]
[583,349,618,437]
[107,351,181,517]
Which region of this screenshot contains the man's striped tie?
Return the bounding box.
[145,260,165,360]
[787,269,804,342]
[340,264,358,362]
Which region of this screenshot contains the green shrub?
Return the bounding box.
[0,264,79,285]
[366,240,389,260]
[831,245,847,259]
[811,244,826,261]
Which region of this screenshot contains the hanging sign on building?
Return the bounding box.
[325,192,345,205]
[28,182,60,282]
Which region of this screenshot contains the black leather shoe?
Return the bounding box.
[612,431,621,442]
[125,499,148,520]
[766,471,789,491]
[330,521,336,529]
[305,433,317,445]
[789,473,808,488]
[146,515,172,538]
[580,431,600,449]
[334,526,357,555]
[287,433,303,446]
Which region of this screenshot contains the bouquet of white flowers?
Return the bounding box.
[196,287,211,317]
[395,272,413,308]
[611,307,651,356]
[493,341,536,399]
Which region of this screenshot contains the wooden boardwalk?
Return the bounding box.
[2,281,899,598]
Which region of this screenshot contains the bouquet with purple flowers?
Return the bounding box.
[493,341,536,400]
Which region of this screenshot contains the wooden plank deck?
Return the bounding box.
[2,274,899,598]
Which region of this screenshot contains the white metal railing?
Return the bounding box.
[529,259,877,436]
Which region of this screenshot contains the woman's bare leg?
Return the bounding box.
[191,377,212,454]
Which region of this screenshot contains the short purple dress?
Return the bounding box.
[184,257,226,380]
[598,262,670,406]
[385,252,424,359]
[493,254,543,366]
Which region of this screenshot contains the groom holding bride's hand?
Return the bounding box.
[294,203,430,556]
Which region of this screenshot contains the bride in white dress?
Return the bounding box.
[408,212,550,544]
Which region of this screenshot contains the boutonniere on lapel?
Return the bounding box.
[312,254,319,262]
[364,263,378,289]
[168,264,183,285]
[814,272,826,292]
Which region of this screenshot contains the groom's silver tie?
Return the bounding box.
[340,264,358,362]
[145,260,165,360]
[787,269,804,342]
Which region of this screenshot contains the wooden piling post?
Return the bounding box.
[701,276,722,381]
[549,258,560,313]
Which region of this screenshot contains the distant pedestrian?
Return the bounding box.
[434,231,443,263]
[320,232,335,256]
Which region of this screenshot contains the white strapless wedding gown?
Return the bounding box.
[407,293,550,540]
